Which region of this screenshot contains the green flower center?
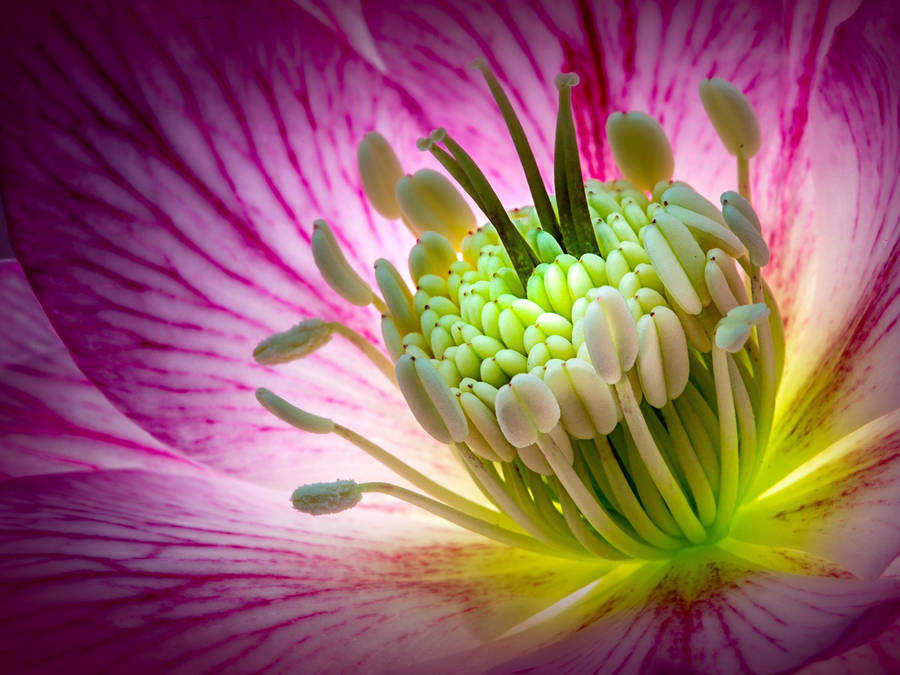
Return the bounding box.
[257,67,782,561]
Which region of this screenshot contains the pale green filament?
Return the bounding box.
[260,67,783,563]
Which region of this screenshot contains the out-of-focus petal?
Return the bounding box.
[407,548,900,675]
[0,260,202,478]
[0,468,601,673]
[732,409,900,580]
[0,1,471,490]
[760,0,900,488]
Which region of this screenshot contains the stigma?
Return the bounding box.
[256,62,783,561]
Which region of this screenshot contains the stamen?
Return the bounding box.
[374,258,418,333]
[473,59,560,239]
[606,111,675,193]
[721,191,770,266]
[312,219,385,311]
[395,353,468,443]
[292,479,362,515]
[357,132,404,219]
[395,169,475,247]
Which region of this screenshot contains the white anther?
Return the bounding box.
[705,256,739,315]
[409,231,458,281]
[253,319,334,365]
[652,211,710,305]
[660,185,724,223]
[495,374,560,447]
[652,306,690,399]
[395,353,468,443]
[256,388,334,434]
[721,192,770,266]
[663,203,747,259]
[565,358,619,434]
[311,220,375,306]
[291,480,361,515]
[517,443,553,475]
[544,360,595,439]
[583,286,639,383]
[606,111,675,192]
[358,132,404,219]
[714,303,770,353]
[698,78,761,159]
[636,314,668,408]
[459,392,517,461]
[395,169,475,247]
[374,258,417,332]
[641,224,702,315]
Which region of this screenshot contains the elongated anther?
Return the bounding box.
[292,480,361,515]
[606,111,674,192]
[459,392,517,461]
[395,354,468,443]
[255,388,335,434]
[495,373,561,447]
[254,319,334,365]
[395,169,475,247]
[374,258,417,332]
[698,78,761,159]
[715,303,770,352]
[583,286,639,383]
[312,220,375,306]
[358,132,404,218]
[409,231,458,281]
[721,192,770,266]
[641,224,702,315]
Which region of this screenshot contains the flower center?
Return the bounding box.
[256,68,782,561]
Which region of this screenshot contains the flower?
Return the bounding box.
[0,0,898,673]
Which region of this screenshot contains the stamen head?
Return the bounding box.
[357,132,404,219]
[606,111,674,192]
[291,480,361,515]
[253,319,334,365]
[698,78,761,159]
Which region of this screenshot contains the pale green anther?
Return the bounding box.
[478,249,504,278]
[426,296,458,317]
[586,189,623,219]
[546,335,576,360]
[481,357,509,387]
[481,301,502,340]
[494,267,525,297]
[395,353,468,443]
[705,255,740,315]
[517,442,553,475]
[626,297,643,321]
[443,345,458,362]
[375,258,417,332]
[664,203,746,259]
[462,294,487,331]
[634,288,669,315]
[417,274,448,298]
[622,198,650,231]
[495,373,561,447]
[636,314,668,408]
[380,315,404,361]
[715,303,770,353]
[634,263,665,296]
[471,280,492,300]
[256,388,335,434]
[450,259,474,275]
[571,318,585,350]
[605,249,632,287]
[641,224,703,315]
[566,261,593,299]
[618,241,651,269]
[438,313,462,331]
[536,312,573,339]
[527,342,552,370]
[447,273,463,303]
[652,307,690,402]
[498,307,526,353]
[459,391,517,462]
[452,321,482,345]
[618,272,641,299]
[571,297,590,324]
[292,480,362,516]
[395,168,475,246]
[311,220,375,307]
[544,263,573,317]
[495,349,528,377]
[698,78,761,159]
[436,357,461,387]
[409,232,458,282]
[514,296,548,327]
[660,185,724,224]
[253,319,334,365]
[469,379,500,409]
[358,132,404,219]
[419,308,440,337]
[606,111,675,193]
[527,271,553,311]
[581,254,607,286]
[523,324,548,353]
[413,289,431,317]
[583,286,639,384]
[608,212,640,245]
[470,335,504,360]
[594,222,621,257]
[402,333,430,356]
[431,326,455,359]
[489,274,512,300]
[706,249,750,308]
[721,192,770,266]
[454,343,481,379]
[652,211,710,305]
[536,230,564,262]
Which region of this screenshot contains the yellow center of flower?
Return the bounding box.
[256,67,784,561]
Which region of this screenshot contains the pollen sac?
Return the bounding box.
[715,303,770,352]
[396,353,468,443]
[358,132,405,219]
[721,191,770,266]
[253,319,334,365]
[635,307,689,408]
[495,373,560,447]
[606,111,675,192]
[698,78,761,159]
[292,480,361,516]
[396,168,475,247]
[312,220,375,306]
[583,286,638,384]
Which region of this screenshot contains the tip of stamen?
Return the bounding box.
[471,58,489,71]
[416,137,433,151]
[554,72,580,89]
[291,480,361,515]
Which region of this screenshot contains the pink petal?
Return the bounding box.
[0,1,465,489]
[408,549,900,674]
[759,0,900,488]
[0,260,202,478]
[732,410,900,580]
[0,468,598,672]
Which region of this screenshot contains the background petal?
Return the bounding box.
[0,468,600,673]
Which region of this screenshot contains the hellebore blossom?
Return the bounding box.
[0,1,898,673]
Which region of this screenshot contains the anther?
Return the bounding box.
[311,219,379,307]
[606,111,675,192]
[357,132,404,219]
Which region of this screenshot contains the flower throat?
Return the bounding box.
[255,63,784,561]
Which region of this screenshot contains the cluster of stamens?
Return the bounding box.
[255,65,783,561]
